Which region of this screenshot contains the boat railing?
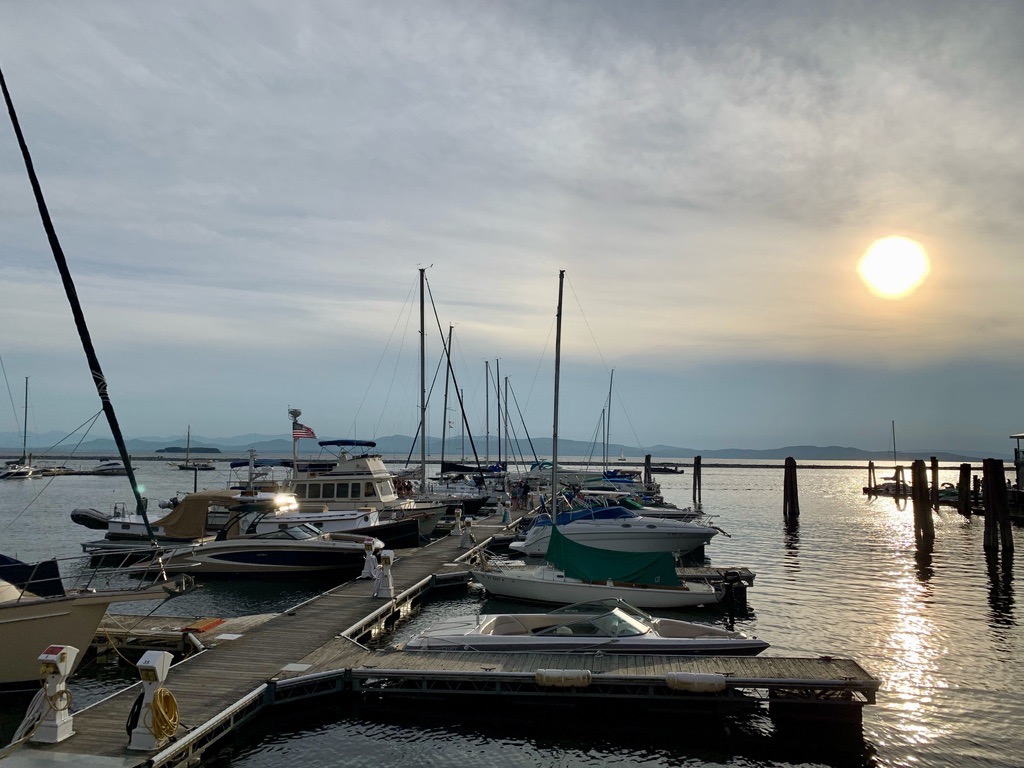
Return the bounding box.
[2,549,178,603]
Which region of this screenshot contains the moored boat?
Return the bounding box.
[399,598,767,655]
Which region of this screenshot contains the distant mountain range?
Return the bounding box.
[0,431,1004,462]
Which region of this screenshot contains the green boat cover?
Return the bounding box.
[546,525,681,586]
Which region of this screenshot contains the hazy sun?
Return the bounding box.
[857,236,930,299]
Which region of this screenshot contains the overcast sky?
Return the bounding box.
[1,1,1022,456]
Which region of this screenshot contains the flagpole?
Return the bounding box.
[289,407,301,473]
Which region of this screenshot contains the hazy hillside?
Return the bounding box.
[0,431,1001,462]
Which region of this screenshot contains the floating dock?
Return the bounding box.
[3,514,879,768]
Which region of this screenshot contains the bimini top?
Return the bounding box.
[318,439,377,448]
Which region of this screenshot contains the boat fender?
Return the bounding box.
[665,672,727,693]
[535,669,592,688]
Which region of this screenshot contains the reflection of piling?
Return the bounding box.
[783,457,799,523]
[692,455,702,505]
[982,458,1014,554]
[911,460,934,545]
[957,463,972,518]
[893,466,908,499]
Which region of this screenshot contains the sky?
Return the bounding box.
[1,1,1022,456]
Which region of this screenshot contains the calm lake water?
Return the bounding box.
[1,458,1021,767]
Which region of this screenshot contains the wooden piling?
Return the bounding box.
[957,463,972,518]
[911,460,934,545]
[930,456,939,511]
[643,454,652,486]
[982,459,1001,552]
[783,456,799,522]
[867,461,876,494]
[692,455,702,505]
[983,458,1014,554]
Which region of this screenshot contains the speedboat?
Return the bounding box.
[0,552,185,690]
[399,598,767,655]
[91,460,129,475]
[130,523,383,578]
[509,505,718,557]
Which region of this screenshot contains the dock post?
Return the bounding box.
[644,454,652,486]
[982,459,1001,552]
[867,460,876,494]
[957,463,972,518]
[692,455,702,505]
[911,460,934,545]
[930,456,939,511]
[783,457,799,523]
[983,458,1014,554]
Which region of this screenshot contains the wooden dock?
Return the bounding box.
[3,514,880,768]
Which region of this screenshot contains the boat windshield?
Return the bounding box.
[534,609,650,638]
[251,524,323,541]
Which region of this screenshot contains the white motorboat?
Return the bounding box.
[473,523,723,609]
[76,487,301,558]
[0,552,184,690]
[471,560,720,609]
[399,598,767,655]
[251,440,444,546]
[91,460,129,475]
[0,462,36,480]
[509,505,718,557]
[130,523,383,578]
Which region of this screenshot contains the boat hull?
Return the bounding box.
[0,589,166,689]
[510,520,717,557]
[471,565,720,609]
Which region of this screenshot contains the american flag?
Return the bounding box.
[292,422,317,440]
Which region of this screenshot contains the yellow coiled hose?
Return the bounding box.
[143,687,179,740]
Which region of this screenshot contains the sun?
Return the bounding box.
[857,236,930,299]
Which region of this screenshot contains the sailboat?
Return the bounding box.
[177,425,216,471]
[471,271,721,609]
[0,377,36,480]
[1,66,189,690]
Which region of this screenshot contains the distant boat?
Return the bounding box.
[1,377,36,480]
[177,426,216,471]
[91,460,129,476]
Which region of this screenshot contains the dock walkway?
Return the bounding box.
[5,515,879,768]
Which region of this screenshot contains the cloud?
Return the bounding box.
[1,1,1022,452]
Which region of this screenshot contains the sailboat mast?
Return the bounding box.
[495,358,501,470]
[606,368,614,470]
[1,67,155,539]
[419,268,427,492]
[20,376,28,464]
[440,325,453,471]
[551,270,564,507]
[485,361,490,462]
